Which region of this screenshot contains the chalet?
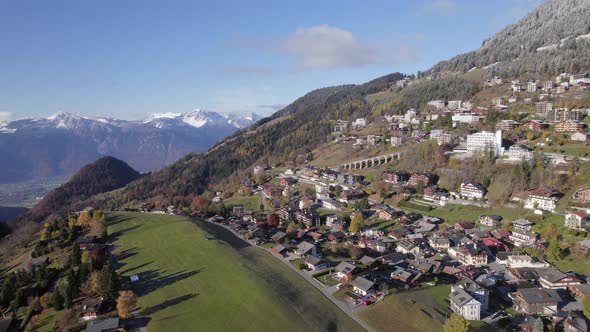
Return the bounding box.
[399,212,422,224]
[383,171,410,186]
[454,222,476,231]
[460,182,486,199]
[338,189,365,203]
[262,184,284,198]
[294,241,317,257]
[563,311,588,332]
[326,216,345,231]
[304,256,329,271]
[271,244,288,257]
[271,231,286,243]
[521,120,549,131]
[538,269,582,289]
[80,298,102,321]
[428,237,451,250]
[86,318,121,332]
[492,229,511,240]
[496,119,519,131]
[351,277,376,296]
[478,215,503,227]
[408,172,438,187]
[510,229,537,247]
[569,284,590,300]
[334,261,358,282]
[450,287,481,321]
[378,207,400,220]
[396,239,419,254]
[359,255,377,268]
[447,244,488,267]
[513,219,535,231]
[391,267,417,285]
[77,236,98,250]
[366,240,387,253]
[337,173,365,186]
[280,177,298,187]
[328,231,346,243]
[453,277,489,310]
[565,211,590,231]
[511,288,561,316]
[573,188,590,203]
[555,120,586,133]
[232,205,244,218]
[524,187,563,212]
[298,197,315,210]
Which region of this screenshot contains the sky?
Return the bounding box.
[0,0,544,121]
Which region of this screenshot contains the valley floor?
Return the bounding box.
[107,212,363,332]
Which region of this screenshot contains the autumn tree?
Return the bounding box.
[83,271,101,296]
[349,213,363,233]
[77,212,92,227]
[116,290,137,319]
[443,313,469,332]
[349,246,363,260]
[267,213,280,227]
[40,293,53,309]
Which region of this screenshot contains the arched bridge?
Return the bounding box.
[338,152,401,170]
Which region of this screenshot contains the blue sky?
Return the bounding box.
[0,0,543,121]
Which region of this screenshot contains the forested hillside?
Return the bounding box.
[21,156,142,225]
[427,0,590,76]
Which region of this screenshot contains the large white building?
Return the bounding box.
[466,130,503,156]
[450,287,481,321]
[506,145,534,161]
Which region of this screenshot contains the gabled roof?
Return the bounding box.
[359,255,376,266]
[335,261,357,274]
[271,231,286,241]
[539,269,574,283]
[516,287,561,304]
[305,256,326,266]
[351,276,375,292]
[450,287,479,307]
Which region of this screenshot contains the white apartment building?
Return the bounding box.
[466,130,503,156]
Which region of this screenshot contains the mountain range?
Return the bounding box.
[106,0,590,207]
[0,110,262,184]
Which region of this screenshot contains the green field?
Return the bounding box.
[26,308,58,332]
[108,212,362,332]
[360,285,450,332]
[400,203,539,224]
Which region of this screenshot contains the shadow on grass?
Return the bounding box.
[120,260,154,275]
[191,219,250,250]
[132,269,204,296]
[141,293,198,316]
[107,215,133,227]
[110,224,142,242]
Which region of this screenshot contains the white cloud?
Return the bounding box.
[0,112,14,122]
[418,0,461,13]
[282,25,383,70]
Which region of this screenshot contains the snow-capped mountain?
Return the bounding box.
[143,109,258,130]
[0,110,263,184]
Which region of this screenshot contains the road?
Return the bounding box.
[204,219,375,332]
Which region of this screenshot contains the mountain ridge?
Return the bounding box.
[0,110,262,184]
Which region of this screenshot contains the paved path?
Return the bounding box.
[204,220,375,332]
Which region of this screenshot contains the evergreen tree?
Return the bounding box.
[66,269,80,299]
[52,290,64,310]
[100,262,120,303]
[71,244,81,267]
[533,317,544,332]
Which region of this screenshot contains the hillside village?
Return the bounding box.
[181,72,590,331]
[3,1,590,330]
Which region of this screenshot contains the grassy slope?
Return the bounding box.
[108,212,362,332]
[360,285,450,332]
